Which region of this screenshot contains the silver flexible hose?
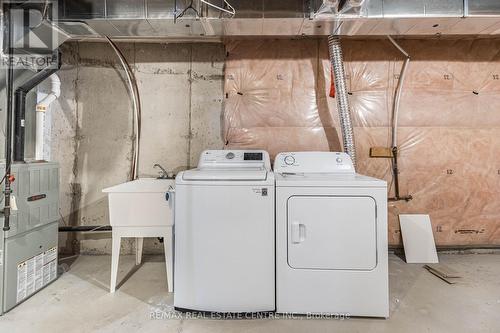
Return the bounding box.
[105,36,141,180]
[328,35,357,168]
[387,35,410,148]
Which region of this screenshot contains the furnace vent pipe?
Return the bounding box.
[35,74,61,160]
[14,55,60,162]
[36,74,61,111]
[328,35,357,168]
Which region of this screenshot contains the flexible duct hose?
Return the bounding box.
[328,35,357,168]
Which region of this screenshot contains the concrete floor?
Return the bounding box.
[1,253,499,332]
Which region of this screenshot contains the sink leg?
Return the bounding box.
[136,237,144,265]
[164,228,174,293]
[110,231,121,293]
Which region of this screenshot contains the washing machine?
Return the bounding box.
[174,150,275,313]
[275,152,388,318]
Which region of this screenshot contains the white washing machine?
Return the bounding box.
[275,152,388,318]
[174,150,275,312]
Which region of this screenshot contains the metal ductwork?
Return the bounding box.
[5,1,500,40]
[0,1,77,53]
[49,0,500,39]
[328,35,357,168]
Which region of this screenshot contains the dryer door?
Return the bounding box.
[287,196,377,270]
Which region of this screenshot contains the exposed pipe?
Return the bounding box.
[388,35,410,148]
[3,6,15,231]
[328,35,357,168]
[387,36,412,202]
[58,226,162,244]
[59,225,112,232]
[14,53,60,162]
[105,36,141,180]
[35,73,61,161]
[54,34,141,238]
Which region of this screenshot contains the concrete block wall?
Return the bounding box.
[53,41,225,255]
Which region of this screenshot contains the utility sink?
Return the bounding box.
[102,178,174,227]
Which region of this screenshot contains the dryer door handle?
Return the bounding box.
[291,222,306,244]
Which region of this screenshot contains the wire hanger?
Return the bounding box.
[174,0,200,23]
[174,0,236,22]
[200,0,235,17]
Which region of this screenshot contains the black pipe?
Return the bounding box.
[3,5,14,231]
[13,52,60,162]
[58,226,165,245]
[59,225,113,232]
[388,146,412,202]
[392,146,400,198]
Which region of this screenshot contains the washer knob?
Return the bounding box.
[226,152,235,159]
[284,155,295,165]
[336,157,343,163]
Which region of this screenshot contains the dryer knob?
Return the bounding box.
[284,155,295,165]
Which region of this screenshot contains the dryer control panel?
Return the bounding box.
[274,152,355,174]
[198,150,271,170]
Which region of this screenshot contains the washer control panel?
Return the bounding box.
[198,150,271,170]
[274,152,354,174]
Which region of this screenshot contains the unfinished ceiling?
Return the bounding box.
[55,0,500,39]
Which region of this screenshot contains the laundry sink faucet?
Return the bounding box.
[153,163,173,179]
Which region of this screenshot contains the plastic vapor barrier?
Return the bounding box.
[223,38,500,246]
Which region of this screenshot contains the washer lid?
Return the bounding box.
[182,168,268,181]
[275,173,386,187]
